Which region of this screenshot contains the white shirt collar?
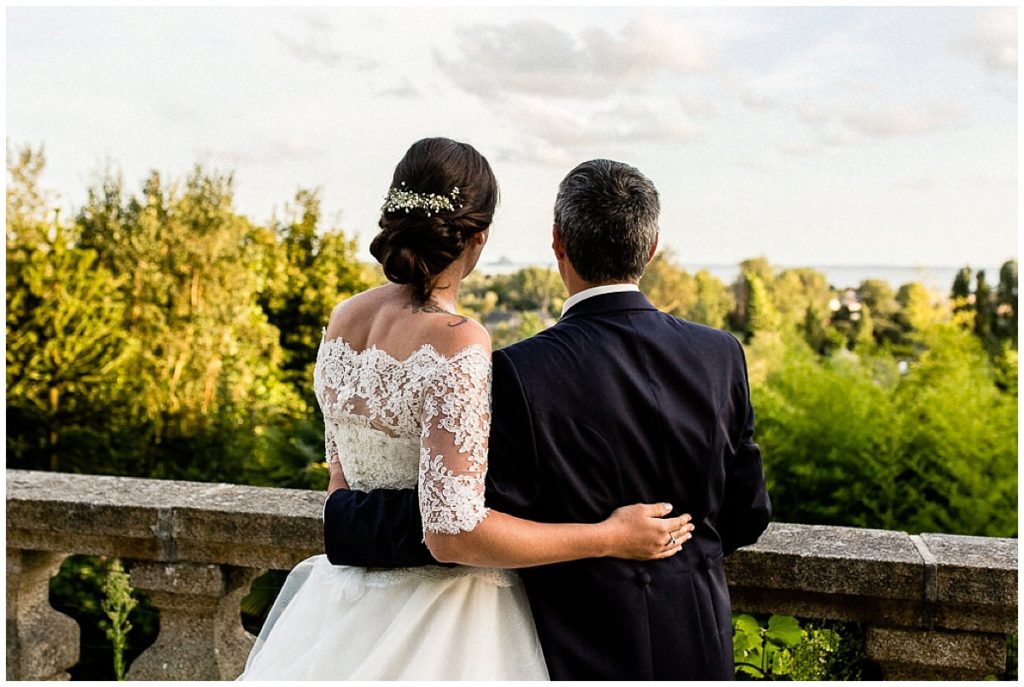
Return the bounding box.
[560,283,641,318]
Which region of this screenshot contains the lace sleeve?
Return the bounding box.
[324,421,340,464]
[418,346,492,535]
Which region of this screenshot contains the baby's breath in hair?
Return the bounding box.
[381,182,462,217]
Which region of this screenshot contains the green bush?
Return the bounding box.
[732,613,878,680]
[753,323,1017,537]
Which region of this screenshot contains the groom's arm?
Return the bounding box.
[717,337,772,556]
[322,487,439,567]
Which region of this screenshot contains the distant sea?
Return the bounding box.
[476,259,1011,293]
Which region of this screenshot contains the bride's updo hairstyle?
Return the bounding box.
[370,137,498,303]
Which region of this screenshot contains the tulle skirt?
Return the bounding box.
[237,555,549,680]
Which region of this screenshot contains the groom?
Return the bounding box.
[322,159,771,680]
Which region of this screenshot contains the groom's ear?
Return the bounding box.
[647,233,659,264]
[552,224,566,260]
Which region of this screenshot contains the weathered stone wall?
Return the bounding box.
[6,469,1018,680]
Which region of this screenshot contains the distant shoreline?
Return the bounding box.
[475,260,1015,291]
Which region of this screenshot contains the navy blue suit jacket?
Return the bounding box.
[323,291,771,679]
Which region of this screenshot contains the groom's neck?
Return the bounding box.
[563,273,639,298]
[557,257,639,297]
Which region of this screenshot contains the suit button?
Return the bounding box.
[637,572,652,586]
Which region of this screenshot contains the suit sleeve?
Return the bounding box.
[322,487,441,568]
[483,348,541,518]
[718,336,772,555]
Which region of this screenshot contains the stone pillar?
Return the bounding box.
[6,549,79,681]
[126,562,260,680]
[866,627,1008,680]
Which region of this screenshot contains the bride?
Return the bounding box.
[238,137,694,680]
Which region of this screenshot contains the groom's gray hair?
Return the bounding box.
[553,159,660,284]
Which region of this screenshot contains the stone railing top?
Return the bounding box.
[6,469,1018,635]
[6,469,324,569]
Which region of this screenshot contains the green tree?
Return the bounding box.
[730,257,774,332]
[254,189,371,398]
[6,147,135,473]
[754,323,1017,537]
[896,282,946,333]
[995,260,1017,344]
[974,270,995,343]
[744,272,781,338]
[772,268,830,327]
[857,279,903,347]
[801,304,827,353]
[640,248,696,317]
[951,266,973,310]
[75,167,304,482]
[690,270,734,329]
[853,303,874,352]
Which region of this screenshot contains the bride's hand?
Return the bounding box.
[599,503,694,560]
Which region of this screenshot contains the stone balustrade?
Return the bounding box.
[6,469,1017,680]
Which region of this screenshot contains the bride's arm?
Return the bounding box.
[427,503,690,568]
[417,331,692,569]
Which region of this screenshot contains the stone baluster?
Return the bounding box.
[6,549,79,681]
[126,562,261,680]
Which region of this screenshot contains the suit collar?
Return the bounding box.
[559,290,658,321]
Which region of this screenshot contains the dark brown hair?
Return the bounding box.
[370,138,498,303]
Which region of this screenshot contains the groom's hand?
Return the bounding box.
[599,503,693,560]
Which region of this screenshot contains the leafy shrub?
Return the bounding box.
[752,323,1017,537]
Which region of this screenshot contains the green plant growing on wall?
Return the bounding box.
[733,613,845,680]
[100,560,137,680]
[733,613,802,678]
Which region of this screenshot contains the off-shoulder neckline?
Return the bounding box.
[319,327,490,365]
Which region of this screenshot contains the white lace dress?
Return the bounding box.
[237,331,549,680]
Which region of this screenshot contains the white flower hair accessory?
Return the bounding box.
[381,182,462,217]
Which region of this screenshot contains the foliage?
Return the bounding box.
[639,249,733,327]
[100,560,137,680]
[49,556,158,681]
[6,149,136,473]
[732,613,864,680]
[744,272,781,338]
[640,248,698,316]
[459,267,563,348]
[752,322,1017,537]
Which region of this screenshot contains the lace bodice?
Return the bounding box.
[313,328,492,534]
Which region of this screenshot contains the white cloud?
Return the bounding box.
[956,8,1017,73]
[437,15,713,100]
[797,103,829,124]
[275,13,378,71]
[373,77,421,99]
[679,92,717,117]
[790,97,966,149]
[840,103,965,138]
[497,96,701,166]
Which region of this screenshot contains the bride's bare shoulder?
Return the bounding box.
[323,283,490,357]
[324,285,392,337]
[424,314,491,358]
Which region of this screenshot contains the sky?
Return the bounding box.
[5,6,1018,269]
